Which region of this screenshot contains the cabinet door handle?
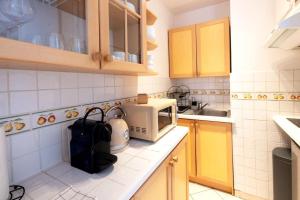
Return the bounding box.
[169,160,174,166]
[91,52,101,61]
[172,156,178,162]
[104,54,113,62]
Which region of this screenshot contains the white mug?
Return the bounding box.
[129,54,139,63]
[112,51,125,61]
[147,26,156,42]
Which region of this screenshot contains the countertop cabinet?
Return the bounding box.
[132,136,188,200]
[178,119,233,194]
[0,0,153,75]
[169,18,230,78]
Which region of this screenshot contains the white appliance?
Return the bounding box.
[105,106,129,153]
[0,126,9,200]
[122,99,177,142]
[266,2,300,50]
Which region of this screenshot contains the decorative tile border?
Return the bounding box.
[231,92,300,101]
[191,89,230,96]
[0,92,167,136]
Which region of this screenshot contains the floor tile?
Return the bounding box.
[192,190,223,200]
[216,190,242,200]
[189,182,210,194]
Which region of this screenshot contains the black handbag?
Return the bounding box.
[69,107,117,174]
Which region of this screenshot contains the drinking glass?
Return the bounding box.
[49,33,64,50]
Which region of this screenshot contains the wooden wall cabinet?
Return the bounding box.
[178,119,233,194]
[168,26,197,78]
[0,0,155,75]
[169,18,230,78]
[132,136,188,200]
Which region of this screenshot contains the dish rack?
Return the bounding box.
[167,85,190,109]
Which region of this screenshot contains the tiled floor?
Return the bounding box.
[189,182,242,200]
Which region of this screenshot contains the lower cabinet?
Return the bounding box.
[132,136,188,200]
[178,119,233,194]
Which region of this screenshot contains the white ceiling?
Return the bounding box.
[163,0,229,14]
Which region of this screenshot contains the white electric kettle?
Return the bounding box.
[105,106,129,153]
[0,126,9,200]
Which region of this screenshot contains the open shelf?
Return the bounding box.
[146,9,157,25]
[147,40,158,51]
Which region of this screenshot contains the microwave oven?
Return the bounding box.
[122,99,177,142]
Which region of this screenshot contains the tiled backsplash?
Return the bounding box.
[230,69,300,200]
[174,77,230,110]
[0,69,172,184]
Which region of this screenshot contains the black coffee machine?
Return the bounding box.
[69,107,117,174]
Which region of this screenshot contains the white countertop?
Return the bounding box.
[273,115,300,147]
[20,126,189,200]
[178,113,234,123]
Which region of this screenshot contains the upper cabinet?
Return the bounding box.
[196,18,230,77]
[0,0,100,71]
[0,0,156,75]
[169,17,231,78]
[169,25,197,78]
[99,0,148,74]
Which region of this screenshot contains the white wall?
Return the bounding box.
[230,0,300,73]
[172,1,230,28]
[230,0,300,199]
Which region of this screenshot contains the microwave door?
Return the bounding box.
[158,107,172,131]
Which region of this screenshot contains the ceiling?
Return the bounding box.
[163,0,229,14]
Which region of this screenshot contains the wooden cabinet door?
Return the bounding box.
[133,159,169,200]
[196,18,230,77]
[169,137,188,200]
[99,0,148,74]
[169,26,197,78]
[0,0,100,72]
[177,119,196,178]
[195,121,233,193]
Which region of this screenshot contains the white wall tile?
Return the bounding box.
[38,71,60,89]
[279,101,294,112]
[60,72,77,89]
[104,87,115,101]
[294,69,300,81]
[12,151,40,183]
[40,144,62,170]
[39,125,61,148]
[93,74,104,88]
[115,87,123,99]
[280,80,293,92]
[11,130,39,159]
[104,75,115,87]
[93,88,105,102]
[60,89,78,107]
[115,76,124,87]
[78,73,93,88]
[280,70,294,81]
[10,91,38,115]
[0,69,8,91]
[78,88,93,104]
[294,81,300,92]
[266,82,279,92]
[9,70,37,91]
[0,92,9,117]
[38,90,61,110]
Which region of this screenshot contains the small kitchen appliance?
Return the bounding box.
[105,106,129,153]
[122,99,177,142]
[69,107,117,174]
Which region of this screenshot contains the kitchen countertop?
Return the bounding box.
[178,113,234,123]
[273,115,300,147]
[19,126,189,200]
